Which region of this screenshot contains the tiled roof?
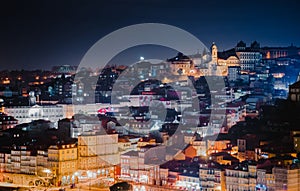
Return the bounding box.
[290,80,300,88]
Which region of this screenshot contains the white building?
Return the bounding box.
[4,105,63,126]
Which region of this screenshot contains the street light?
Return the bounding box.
[87,171,92,190]
[43,169,51,177]
[42,168,54,188]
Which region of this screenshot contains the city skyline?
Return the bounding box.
[0,0,300,70]
[1,1,300,190]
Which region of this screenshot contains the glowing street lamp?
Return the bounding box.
[43,169,51,177]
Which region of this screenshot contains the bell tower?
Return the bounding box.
[211,42,218,64]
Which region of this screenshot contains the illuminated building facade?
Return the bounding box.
[235,41,262,71]
[225,163,257,191]
[47,144,78,186]
[77,131,119,179]
[120,146,166,185]
[273,165,300,191]
[199,162,225,191]
[289,77,300,102]
[261,44,300,59]
[3,146,37,175]
[168,43,243,78]
[4,105,64,127]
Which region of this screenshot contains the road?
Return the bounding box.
[0,177,183,191]
[0,177,111,191]
[131,183,182,191]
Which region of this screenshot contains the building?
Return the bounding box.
[168,52,197,76]
[228,66,241,82]
[225,162,257,191]
[256,166,274,191]
[167,47,232,78]
[235,41,262,71]
[288,76,300,102]
[77,131,119,179]
[207,139,231,155]
[49,74,74,103]
[120,145,166,185]
[207,43,231,76]
[36,150,48,177]
[261,44,300,59]
[177,171,200,190]
[214,43,241,76]
[0,152,5,174]
[47,143,78,186]
[0,144,78,186]
[4,105,64,126]
[273,165,300,191]
[209,152,239,166]
[191,136,207,157]
[213,41,263,72]
[1,146,37,175]
[71,114,102,138]
[199,161,225,191]
[120,150,139,181]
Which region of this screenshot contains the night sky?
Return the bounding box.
[0,0,300,70]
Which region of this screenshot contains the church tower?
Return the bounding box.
[211,42,218,64]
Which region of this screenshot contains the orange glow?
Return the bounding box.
[266,51,271,59]
[2,78,10,84]
[272,73,285,78]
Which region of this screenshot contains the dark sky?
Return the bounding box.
[0,0,300,70]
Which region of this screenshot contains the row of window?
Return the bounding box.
[7,109,62,113]
[61,150,75,154]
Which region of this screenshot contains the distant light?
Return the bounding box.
[140,56,144,61]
